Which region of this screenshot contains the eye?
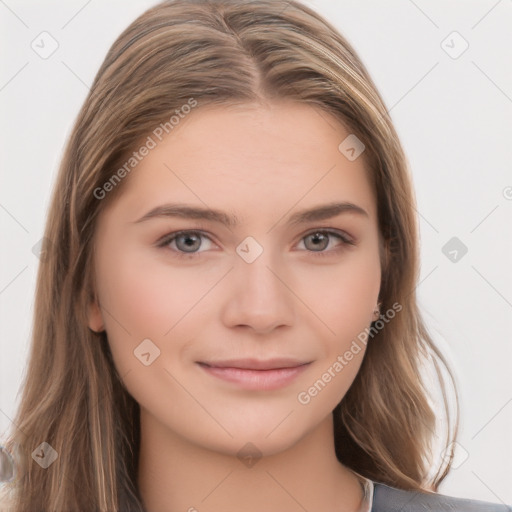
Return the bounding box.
[297,229,355,257]
[156,228,355,259]
[156,230,216,258]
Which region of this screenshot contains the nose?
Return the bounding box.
[219,248,295,335]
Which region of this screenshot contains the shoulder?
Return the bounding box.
[372,481,512,512]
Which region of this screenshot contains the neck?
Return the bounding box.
[137,408,364,512]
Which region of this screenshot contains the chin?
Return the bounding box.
[197,420,311,461]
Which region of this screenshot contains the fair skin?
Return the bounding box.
[88,100,382,512]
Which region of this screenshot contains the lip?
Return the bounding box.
[197,358,312,391]
[199,358,310,370]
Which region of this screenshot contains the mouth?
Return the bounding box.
[199,358,311,370]
[196,358,312,391]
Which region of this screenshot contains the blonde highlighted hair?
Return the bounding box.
[1,1,459,510]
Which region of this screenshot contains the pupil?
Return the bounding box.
[180,234,199,251]
[309,233,327,250]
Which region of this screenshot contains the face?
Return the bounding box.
[88,100,382,457]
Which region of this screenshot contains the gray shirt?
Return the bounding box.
[354,473,512,512]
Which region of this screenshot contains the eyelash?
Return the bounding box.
[156,228,356,260]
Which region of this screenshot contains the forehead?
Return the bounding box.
[101,101,377,224]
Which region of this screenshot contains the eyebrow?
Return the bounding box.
[132,201,369,228]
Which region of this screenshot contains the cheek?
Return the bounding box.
[100,250,207,329]
[294,250,380,339]
[293,254,378,411]
[96,248,211,371]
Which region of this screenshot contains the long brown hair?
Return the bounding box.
[1,1,459,510]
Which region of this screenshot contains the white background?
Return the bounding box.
[1,0,511,504]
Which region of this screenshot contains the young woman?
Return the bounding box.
[0,1,510,511]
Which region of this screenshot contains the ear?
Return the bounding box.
[88,295,105,333]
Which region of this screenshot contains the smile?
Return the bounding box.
[196,360,312,391]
